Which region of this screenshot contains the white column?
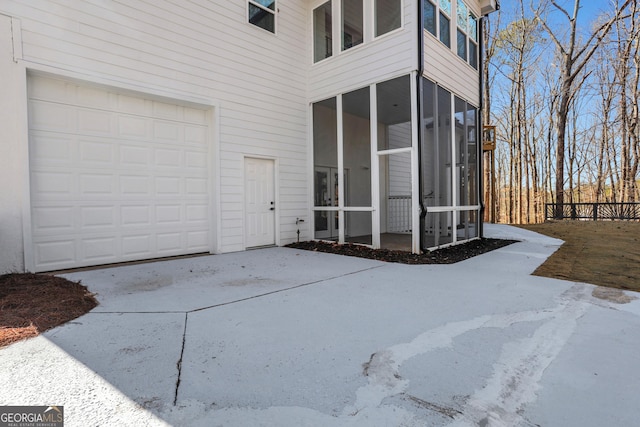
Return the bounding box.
[370,84,380,249]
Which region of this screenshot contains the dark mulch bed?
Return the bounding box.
[286,238,518,264]
[0,273,98,348]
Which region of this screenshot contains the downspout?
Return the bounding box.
[417,0,427,251]
[478,16,485,239]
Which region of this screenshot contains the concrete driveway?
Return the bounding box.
[1,225,639,426]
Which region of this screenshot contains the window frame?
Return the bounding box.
[422,0,478,68]
[313,0,334,63]
[374,0,404,38]
[341,0,364,51]
[248,0,277,34]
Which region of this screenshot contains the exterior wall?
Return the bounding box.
[308,0,418,101]
[423,1,482,106]
[0,1,309,271]
[0,14,27,272]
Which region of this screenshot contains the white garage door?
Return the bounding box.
[28,75,211,271]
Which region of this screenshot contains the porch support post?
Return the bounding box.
[370,84,381,249]
[337,94,345,244]
[410,71,421,254]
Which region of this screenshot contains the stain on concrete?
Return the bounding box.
[592,287,636,304]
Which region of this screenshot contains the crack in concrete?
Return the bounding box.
[173,312,188,406]
[188,265,385,313]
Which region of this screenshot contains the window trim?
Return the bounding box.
[423,0,479,68]
[313,0,334,64]
[341,0,364,52]
[312,0,406,65]
[248,0,277,34]
[374,0,404,39]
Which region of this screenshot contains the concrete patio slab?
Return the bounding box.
[1,224,639,427]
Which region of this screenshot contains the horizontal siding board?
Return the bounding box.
[308,0,416,100]
[424,32,480,105]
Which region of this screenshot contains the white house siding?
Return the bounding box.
[0,13,26,273]
[308,0,418,101]
[0,0,309,271]
[423,34,479,106]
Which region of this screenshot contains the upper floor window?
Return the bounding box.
[468,12,478,68]
[313,0,404,63]
[342,0,364,51]
[456,0,468,60]
[375,0,402,37]
[423,0,436,37]
[314,1,333,62]
[423,0,477,68]
[249,0,276,33]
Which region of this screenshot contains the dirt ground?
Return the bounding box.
[0,273,98,348]
[286,238,517,264]
[517,221,640,292]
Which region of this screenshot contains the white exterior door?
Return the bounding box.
[28,75,211,271]
[244,158,275,248]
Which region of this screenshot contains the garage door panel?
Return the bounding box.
[121,205,151,226]
[186,178,207,195]
[29,76,70,102]
[117,115,148,139]
[29,75,211,271]
[117,94,149,116]
[77,108,113,136]
[31,171,75,196]
[32,206,75,232]
[79,173,115,195]
[120,144,151,167]
[185,151,207,169]
[153,121,181,142]
[184,108,208,124]
[29,101,74,133]
[122,235,153,257]
[155,177,181,195]
[156,205,182,224]
[120,175,151,195]
[79,140,115,164]
[81,236,118,262]
[30,133,74,163]
[80,206,116,229]
[187,231,209,249]
[185,125,207,144]
[157,232,182,252]
[155,148,182,167]
[77,86,111,109]
[34,240,76,267]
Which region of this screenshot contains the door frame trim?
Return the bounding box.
[243,155,278,249]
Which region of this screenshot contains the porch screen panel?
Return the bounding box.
[377,76,412,151]
[343,87,371,207]
[313,98,338,239]
[467,103,478,206]
[422,79,436,208]
[455,96,467,206]
[345,211,372,245]
[437,85,452,207]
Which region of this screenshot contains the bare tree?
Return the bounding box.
[533,0,632,216]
